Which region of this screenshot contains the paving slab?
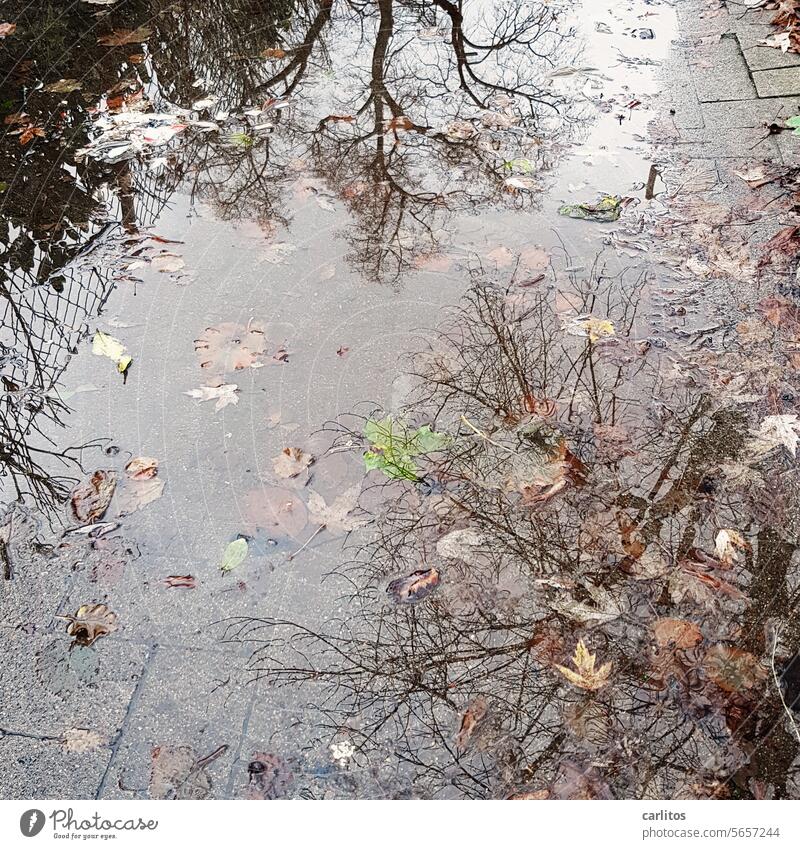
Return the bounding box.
[692,35,758,101]
[753,67,800,98]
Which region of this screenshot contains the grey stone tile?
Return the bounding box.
[743,46,800,73]
[700,96,800,128]
[753,67,800,98]
[0,735,112,799]
[692,35,758,102]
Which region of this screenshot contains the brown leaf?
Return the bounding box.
[97,26,153,47]
[555,640,612,691]
[272,447,313,479]
[0,22,18,38]
[703,645,767,693]
[306,484,365,533]
[454,697,488,748]
[243,487,308,539]
[62,728,107,753]
[163,575,196,589]
[387,567,441,604]
[194,322,266,373]
[64,603,118,646]
[115,477,165,516]
[653,618,703,650]
[70,471,117,523]
[246,752,293,799]
[125,456,158,480]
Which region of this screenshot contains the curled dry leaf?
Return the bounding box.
[272,447,313,479]
[387,567,441,604]
[555,640,612,691]
[64,603,118,646]
[703,645,767,693]
[454,697,488,748]
[125,456,158,479]
[70,471,117,523]
[163,575,196,588]
[653,618,703,650]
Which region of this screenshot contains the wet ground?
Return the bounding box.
[3,0,800,800]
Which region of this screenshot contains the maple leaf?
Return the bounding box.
[184,383,239,411]
[307,484,365,533]
[555,640,612,691]
[62,603,118,646]
[714,529,749,565]
[272,447,313,479]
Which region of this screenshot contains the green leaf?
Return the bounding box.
[221,538,248,573]
[788,116,800,136]
[363,416,450,480]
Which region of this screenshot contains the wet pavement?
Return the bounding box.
[3,0,800,800]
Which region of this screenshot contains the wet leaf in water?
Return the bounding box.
[151,253,185,273]
[653,618,703,650]
[307,484,365,533]
[63,603,118,647]
[550,583,622,625]
[44,79,83,93]
[125,457,158,480]
[150,745,225,800]
[272,447,314,479]
[97,26,153,46]
[747,414,800,459]
[184,383,239,411]
[364,416,450,480]
[565,315,615,343]
[194,322,266,373]
[559,195,624,222]
[243,488,308,540]
[69,471,117,523]
[454,697,488,748]
[117,478,165,516]
[163,575,196,589]
[221,538,248,573]
[0,23,17,38]
[62,728,107,753]
[555,640,612,691]
[703,645,767,693]
[92,330,132,374]
[246,753,293,800]
[387,567,441,604]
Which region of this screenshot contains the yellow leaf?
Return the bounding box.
[555,639,612,691]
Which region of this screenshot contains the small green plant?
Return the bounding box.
[788,116,800,137]
[228,131,254,148]
[363,415,450,480]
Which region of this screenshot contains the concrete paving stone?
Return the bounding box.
[692,35,758,101]
[654,125,782,159]
[0,735,112,799]
[743,46,800,73]
[97,645,253,799]
[700,96,800,128]
[775,130,800,165]
[753,67,800,98]
[0,630,147,738]
[677,2,731,37]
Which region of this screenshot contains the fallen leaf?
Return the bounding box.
[150,745,225,800]
[565,315,615,343]
[550,583,622,625]
[151,253,185,273]
[653,618,703,650]
[44,79,83,93]
[116,477,165,516]
[194,322,265,373]
[163,575,196,588]
[63,603,118,646]
[555,640,612,691]
[92,330,132,374]
[69,471,117,523]
[714,529,749,566]
[703,645,767,693]
[221,538,248,573]
[0,23,17,38]
[97,26,153,46]
[246,752,293,800]
[125,456,158,480]
[272,447,313,479]
[387,567,441,604]
[243,487,308,539]
[184,383,239,411]
[62,728,107,753]
[454,697,488,748]
[748,414,800,458]
[307,484,365,533]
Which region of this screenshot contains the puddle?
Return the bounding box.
[3,0,800,800]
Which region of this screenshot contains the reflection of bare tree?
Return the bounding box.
[227,262,800,799]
